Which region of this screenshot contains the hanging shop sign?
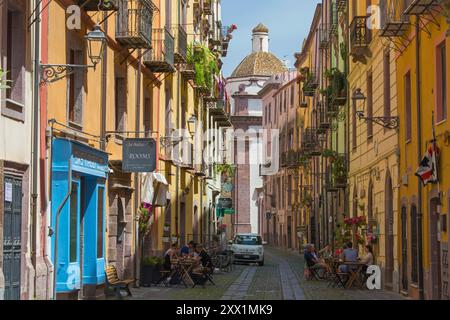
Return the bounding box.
[122,138,156,172]
[221,181,234,198]
[218,197,233,209]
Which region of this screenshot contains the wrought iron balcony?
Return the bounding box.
[302,72,319,97]
[78,0,118,10]
[318,101,331,133]
[380,0,410,37]
[319,24,330,50]
[404,0,441,16]
[337,0,347,12]
[180,63,196,80]
[301,128,322,156]
[116,0,154,49]
[331,69,347,106]
[172,25,188,63]
[350,16,372,63]
[143,28,175,73]
[203,0,213,15]
[330,154,348,189]
[330,2,339,36]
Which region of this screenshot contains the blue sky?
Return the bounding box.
[221,0,321,77]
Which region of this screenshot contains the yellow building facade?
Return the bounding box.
[347,0,400,291]
[393,1,450,299]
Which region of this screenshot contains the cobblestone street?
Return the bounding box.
[125,247,408,301]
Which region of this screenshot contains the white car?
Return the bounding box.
[229,233,266,266]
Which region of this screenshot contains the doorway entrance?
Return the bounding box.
[384,174,394,288]
[430,198,442,299]
[3,176,22,300]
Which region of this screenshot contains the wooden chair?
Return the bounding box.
[105,265,135,299]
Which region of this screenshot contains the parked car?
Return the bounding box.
[229,233,266,266]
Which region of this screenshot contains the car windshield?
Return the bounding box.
[234,235,262,245]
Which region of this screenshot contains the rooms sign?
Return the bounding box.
[122,138,156,172]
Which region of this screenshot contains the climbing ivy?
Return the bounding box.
[187,43,219,91]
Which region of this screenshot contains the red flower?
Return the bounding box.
[230,24,238,30]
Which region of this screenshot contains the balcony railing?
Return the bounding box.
[330,2,338,36]
[116,0,153,49]
[301,128,322,156]
[302,71,319,97]
[337,0,347,12]
[172,25,188,63]
[350,16,372,63]
[380,0,411,37]
[319,24,330,50]
[203,0,213,15]
[78,0,118,11]
[331,69,347,106]
[318,101,331,133]
[143,28,175,73]
[404,0,441,16]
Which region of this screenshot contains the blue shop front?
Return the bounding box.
[51,138,109,294]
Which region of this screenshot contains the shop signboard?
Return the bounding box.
[122,138,156,172]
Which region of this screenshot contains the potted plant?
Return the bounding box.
[322,149,337,161]
[141,256,164,287]
[0,68,11,89]
[332,155,347,185]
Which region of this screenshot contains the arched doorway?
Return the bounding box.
[384,172,394,288]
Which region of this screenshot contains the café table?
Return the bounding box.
[178,258,197,287]
[327,259,348,288]
[341,261,367,289]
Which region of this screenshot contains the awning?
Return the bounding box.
[141,172,169,207]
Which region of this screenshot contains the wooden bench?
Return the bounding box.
[105,265,134,299]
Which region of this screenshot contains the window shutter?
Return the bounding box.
[73,50,84,125]
[116,78,127,131]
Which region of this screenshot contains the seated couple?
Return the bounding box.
[338,242,374,273]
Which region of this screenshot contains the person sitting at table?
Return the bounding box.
[180,240,195,257]
[359,245,375,272]
[190,244,213,286]
[339,241,359,273]
[304,244,330,278]
[319,244,332,261]
[164,243,179,271]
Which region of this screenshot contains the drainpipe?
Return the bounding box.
[31,0,41,299]
[100,15,108,152]
[134,51,142,286]
[415,19,425,301]
[52,161,72,300]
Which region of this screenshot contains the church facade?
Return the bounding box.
[226,24,287,235]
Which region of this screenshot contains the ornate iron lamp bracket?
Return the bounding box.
[357,112,400,130]
[40,64,94,84]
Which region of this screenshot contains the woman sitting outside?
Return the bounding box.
[163,243,179,270]
[359,245,375,272]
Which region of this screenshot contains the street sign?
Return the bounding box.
[122,138,156,172]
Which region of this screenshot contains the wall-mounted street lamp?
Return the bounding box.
[40,25,107,84]
[187,114,198,138]
[352,88,399,130]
